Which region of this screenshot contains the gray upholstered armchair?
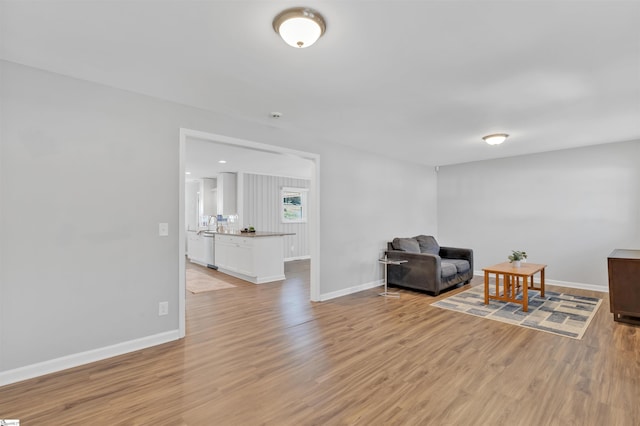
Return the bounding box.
[385,235,473,295]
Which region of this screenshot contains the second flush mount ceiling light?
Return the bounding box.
[273,7,326,48]
[482,133,509,145]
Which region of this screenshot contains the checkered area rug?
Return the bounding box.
[431,286,602,339]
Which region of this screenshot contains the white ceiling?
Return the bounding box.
[2,1,639,167]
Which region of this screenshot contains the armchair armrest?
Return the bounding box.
[384,250,442,291]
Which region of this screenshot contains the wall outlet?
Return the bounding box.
[158,301,169,316]
[159,223,169,236]
[291,245,295,252]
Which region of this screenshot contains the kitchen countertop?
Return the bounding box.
[201,230,295,238]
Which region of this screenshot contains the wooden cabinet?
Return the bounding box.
[215,234,285,284]
[607,249,640,325]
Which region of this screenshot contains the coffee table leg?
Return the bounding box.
[484,270,489,305]
[540,268,545,297]
[522,276,528,312]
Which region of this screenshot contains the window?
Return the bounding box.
[281,187,308,223]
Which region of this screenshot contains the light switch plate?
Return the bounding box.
[159,223,169,236]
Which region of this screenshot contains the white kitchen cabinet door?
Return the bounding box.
[214,235,252,275]
[188,232,205,265]
[234,242,254,276]
[214,235,285,284]
[214,240,227,269]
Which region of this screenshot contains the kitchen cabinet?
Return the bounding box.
[202,178,217,217]
[187,231,205,265]
[186,178,217,229]
[217,172,237,216]
[216,235,254,276]
[215,233,290,284]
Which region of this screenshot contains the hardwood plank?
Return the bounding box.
[1,260,639,425]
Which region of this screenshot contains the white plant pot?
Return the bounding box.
[513,260,521,268]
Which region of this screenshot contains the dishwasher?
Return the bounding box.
[203,233,217,270]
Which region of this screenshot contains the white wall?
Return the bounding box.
[0,60,437,380]
[318,148,438,296]
[437,140,640,289]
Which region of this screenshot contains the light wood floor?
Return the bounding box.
[1,260,639,425]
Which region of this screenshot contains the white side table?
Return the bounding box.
[378,256,407,298]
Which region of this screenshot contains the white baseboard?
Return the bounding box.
[215,267,285,284]
[189,258,207,267]
[319,279,384,301]
[255,274,287,284]
[543,279,608,293]
[0,329,181,387]
[284,255,311,262]
[473,270,608,293]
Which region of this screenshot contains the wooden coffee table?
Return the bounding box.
[482,262,547,312]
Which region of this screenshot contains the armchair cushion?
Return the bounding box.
[440,262,457,278]
[392,237,421,253]
[415,235,440,255]
[442,258,471,274]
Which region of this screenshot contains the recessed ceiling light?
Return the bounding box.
[218,160,227,164]
[185,171,191,175]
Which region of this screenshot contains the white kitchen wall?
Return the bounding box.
[437,140,640,289]
[242,173,310,260]
[0,60,438,382]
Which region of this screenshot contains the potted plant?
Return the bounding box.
[508,250,527,267]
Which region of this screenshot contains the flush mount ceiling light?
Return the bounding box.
[482,133,509,145]
[273,7,326,48]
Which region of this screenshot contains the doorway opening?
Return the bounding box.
[178,128,321,337]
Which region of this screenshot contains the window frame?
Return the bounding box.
[281,187,308,223]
